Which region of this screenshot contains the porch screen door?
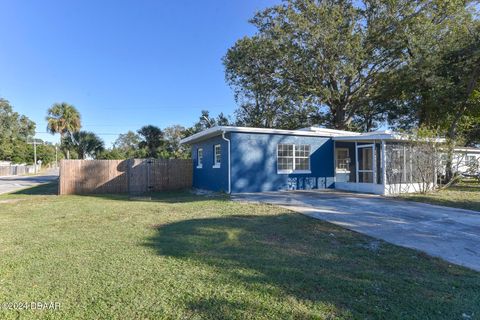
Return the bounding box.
[356,144,375,183]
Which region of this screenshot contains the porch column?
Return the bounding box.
[381,140,387,187]
[355,142,358,183]
[333,141,336,182]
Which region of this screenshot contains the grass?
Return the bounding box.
[399,179,480,212]
[0,183,479,319]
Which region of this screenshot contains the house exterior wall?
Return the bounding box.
[452,152,480,174]
[230,132,334,193]
[191,134,229,192]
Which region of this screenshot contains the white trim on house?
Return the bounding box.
[181,126,448,145]
[221,130,231,194]
[276,143,312,174]
[356,144,376,184]
[196,148,203,169]
[333,130,446,143]
[335,181,435,195]
[213,144,221,168]
[297,127,359,136]
[180,126,359,144]
[454,147,480,154]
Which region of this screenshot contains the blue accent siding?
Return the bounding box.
[191,135,229,192]
[230,132,334,193]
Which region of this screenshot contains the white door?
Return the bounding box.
[356,144,375,183]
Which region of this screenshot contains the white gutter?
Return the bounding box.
[221,130,231,194]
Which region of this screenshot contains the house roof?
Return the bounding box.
[454,147,480,154]
[333,130,448,143]
[180,126,359,144]
[180,126,447,145]
[332,130,407,142]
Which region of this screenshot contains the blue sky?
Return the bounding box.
[0,0,278,146]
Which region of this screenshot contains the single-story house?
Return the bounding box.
[180,126,447,195]
[451,147,480,175]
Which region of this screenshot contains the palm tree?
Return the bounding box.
[137,125,164,158]
[46,102,81,159]
[64,131,104,159]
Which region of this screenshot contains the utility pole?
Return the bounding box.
[33,139,37,174]
[27,137,39,174]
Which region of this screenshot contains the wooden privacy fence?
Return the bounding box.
[59,159,192,195]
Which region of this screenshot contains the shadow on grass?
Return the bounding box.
[12,181,59,195]
[144,213,480,319]
[73,190,228,204]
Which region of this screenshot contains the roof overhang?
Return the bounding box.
[180,126,447,145]
[454,147,480,154]
[180,126,355,145]
[333,133,446,143]
[333,133,407,142]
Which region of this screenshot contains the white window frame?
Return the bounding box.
[213,144,221,168]
[335,148,350,173]
[277,144,311,174]
[197,148,203,169]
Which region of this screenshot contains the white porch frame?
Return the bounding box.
[335,140,389,195]
[356,143,376,184]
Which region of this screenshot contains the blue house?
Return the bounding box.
[180,126,440,195]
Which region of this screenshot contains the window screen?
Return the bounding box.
[197,148,203,167]
[277,144,310,172]
[214,145,221,166]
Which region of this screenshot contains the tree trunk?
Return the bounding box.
[333,105,347,130]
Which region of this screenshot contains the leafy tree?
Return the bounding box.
[113,131,141,158]
[224,37,312,129]
[137,125,164,158]
[46,102,81,159]
[383,3,479,180]
[224,0,475,131]
[32,143,60,166]
[0,98,36,163]
[185,110,232,136]
[163,125,190,159]
[98,148,128,160]
[464,119,480,147]
[63,131,105,159]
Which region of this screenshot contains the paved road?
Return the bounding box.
[234,190,480,272]
[0,168,59,194]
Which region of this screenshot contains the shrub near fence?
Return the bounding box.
[59,159,193,195]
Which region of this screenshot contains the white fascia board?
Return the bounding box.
[297,126,360,136]
[333,134,446,143]
[333,134,399,141]
[180,126,346,144]
[454,147,480,154]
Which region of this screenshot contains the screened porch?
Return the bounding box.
[333,135,437,195]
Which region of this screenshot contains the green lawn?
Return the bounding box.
[400,179,480,212]
[0,183,479,319]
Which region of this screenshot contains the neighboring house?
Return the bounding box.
[451,147,480,175]
[180,126,467,195]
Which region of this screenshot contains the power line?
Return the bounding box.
[35,131,122,136]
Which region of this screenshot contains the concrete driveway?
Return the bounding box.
[0,168,59,194]
[233,190,480,272]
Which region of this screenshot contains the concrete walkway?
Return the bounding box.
[0,168,59,194]
[233,190,480,272]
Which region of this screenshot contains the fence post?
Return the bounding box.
[127,159,132,195]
